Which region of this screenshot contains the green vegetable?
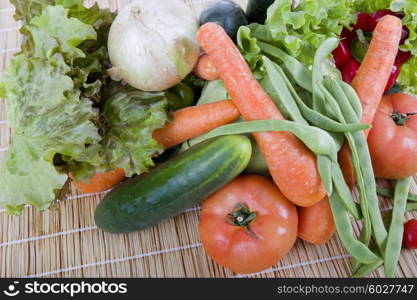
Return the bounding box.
[0,55,100,215]
[246,0,275,24]
[353,259,384,278]
[377,186,417,201]
[329,193,381,264]
[191,120,339,162]
[199,0,248,41]
[0,5,105,214]
[167,83,195,111]
[99,83,168,177]
[384,177,412,277]
[238,0,355,67]
[407,202,417,211]
[0,2,168,214]
[197,80,230,105]
[350,31,372,63]
[94,135,252,233]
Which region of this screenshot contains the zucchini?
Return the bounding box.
[95,135,252,233]
[246,0,275,24]
[199,0,248,41]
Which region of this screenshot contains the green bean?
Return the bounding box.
[312,38,340,113]
[321,80,388,251]
[407,202,417,211]
[257,41,313,93]
[337,80,363,124]
[273,63,370,133]
[377,186,417,202]
[353,259,384,278]
[324,79,360,123]
[329,192,381,264]
[191,120,339,162]
[318,82,372,248]
[262,57,308,125]
[384,177,412,278]
[332,162,362,219]
[317,155,333,196]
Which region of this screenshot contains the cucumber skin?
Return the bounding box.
[94,135,252,233]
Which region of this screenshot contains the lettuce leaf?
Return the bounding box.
[21,6,97,62]
[0,2,169,214]
[398,56,417,95]
[99,83,168,177]
[0,55,101,214]
[238,0,355,66]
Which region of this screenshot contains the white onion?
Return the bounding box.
[108,0,200,91]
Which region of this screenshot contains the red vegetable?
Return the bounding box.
[368,93,417,179]
[199,175,298,274]
[342,58,360,84]
[403,219,417,249]
[370,10,402,30]
[396,50,412,65]
[354,12,374,32]
[385,63,401,93]
[333,40,351,68]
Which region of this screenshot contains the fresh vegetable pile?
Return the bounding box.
[1,0,417,278]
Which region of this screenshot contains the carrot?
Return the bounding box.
[298,197,336,245]
[152,99,240,149]
[193,54,219,81]
[197,22,326,207]
[73,100,240,193]
[339,15,403,187]
[72,168,125,194]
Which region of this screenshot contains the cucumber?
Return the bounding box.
[95,135,252,233]
[246,0,275,24]
[199,0,248,41]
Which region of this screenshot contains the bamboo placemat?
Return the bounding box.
[0,0,416,278]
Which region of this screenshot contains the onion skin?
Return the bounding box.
[108,0,200,91]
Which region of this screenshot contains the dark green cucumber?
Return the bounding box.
[246,0,275,24]
[95,135,252,233]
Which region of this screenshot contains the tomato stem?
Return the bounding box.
[227,202,257,238]
[391,109,417,126]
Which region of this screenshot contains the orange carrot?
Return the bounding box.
[193,54,219,81]
[298,197,336,245]
[73,100,240,193]
[153,99,240,149]
[340,16,403,187]
[197,22,326,207]
[72,168,125,194]
[352,15,402,136]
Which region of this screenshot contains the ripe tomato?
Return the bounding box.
[368,93,417,179]
[199,175,298,274]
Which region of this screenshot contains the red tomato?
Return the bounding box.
[403,219,417,249]
[199,175,298,274]
[368,93,417,179]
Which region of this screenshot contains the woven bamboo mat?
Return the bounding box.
[0,0,416,278]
